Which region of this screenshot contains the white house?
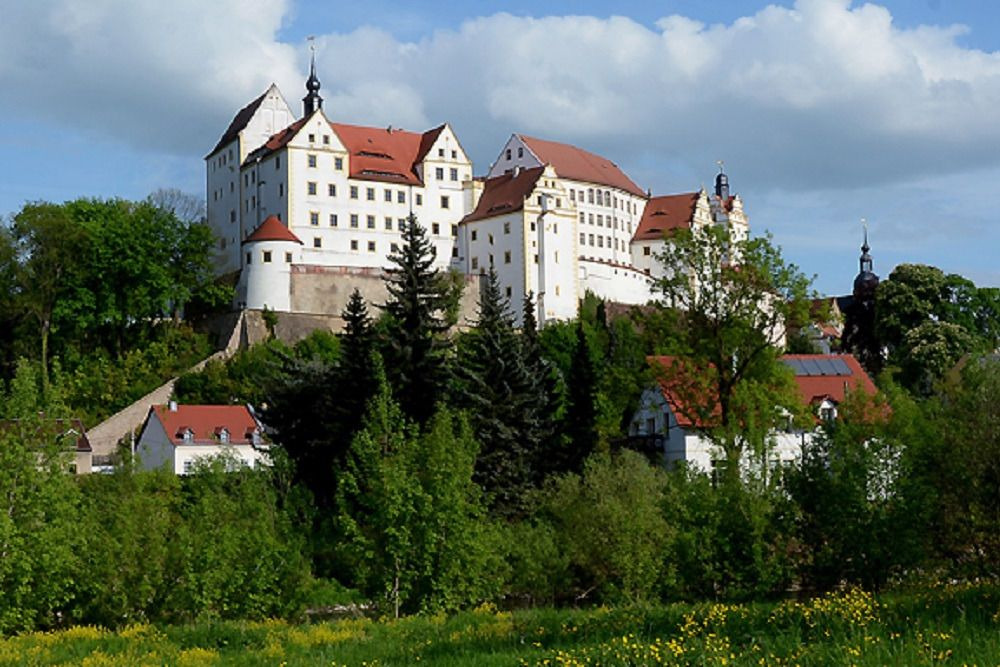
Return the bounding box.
[631,353,877,474]
[136,403,269,475]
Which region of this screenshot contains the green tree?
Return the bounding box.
[455,269,542,516]
[557,321,600,474]
[381,214,452,423]
[652,225,812,468]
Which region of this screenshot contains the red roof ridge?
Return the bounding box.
[243,215,303,244]
[462,166,546,224]
[244,117,309,164]
[150,404,262,447]
[632,192,700,242]
[517,134,646,198]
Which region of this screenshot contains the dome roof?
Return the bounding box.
[242,215,303,245]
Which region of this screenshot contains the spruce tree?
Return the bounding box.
[557,321,599,475]
[382,214,451,424]
[521,291,561,482]
[337,288,378,435]
[456,269,540,516]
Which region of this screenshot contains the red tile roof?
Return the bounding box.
[519,135,645,197]
[633,193,699,241]
[244,118,309,163]
[150,405,261,447]
[332,122,446,186]
[243,215,303,245]
[646,353,877,429]
[462,166,545,223]
[782,354,877,405]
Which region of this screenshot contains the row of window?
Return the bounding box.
[578,211,632,233]
[306,153,344,170]
[246,250,294,264]
[578,233,625,251]
[468,220,556,243]
[308,212,457,236]
[470,250,560,269]
[569,187,637,213]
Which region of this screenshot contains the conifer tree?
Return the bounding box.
[336,288,378,436]
[557,321,599,475]
[381,214,451,423]
[455,269,540,516]
[521,291,561,481]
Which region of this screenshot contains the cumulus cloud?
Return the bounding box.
[2,0,999,195]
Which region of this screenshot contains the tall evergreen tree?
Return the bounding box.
[381,214,451,423]
[556,321,600,475]
[456,269,540,516]
[337,288,378,435]
[521,291,561,481]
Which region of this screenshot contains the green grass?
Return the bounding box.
[1,584,997,666]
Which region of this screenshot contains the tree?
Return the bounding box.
[455,269,542,516]
[147,188,206,225]
[381,214,452,423]
[652,225,812,468]
[11,203,86,393]
[555,321,600,475]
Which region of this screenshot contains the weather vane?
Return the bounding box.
[717,159,725,173]
[307,34,316,54]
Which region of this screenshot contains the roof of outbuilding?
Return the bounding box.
[632,193,700,241]
[243,215,303,245]
[462,166,546,223]
[149,404,261,447]
[518,135,646,197]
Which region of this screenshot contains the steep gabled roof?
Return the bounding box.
[633,193,699,241]
[518,134,645,197]
[208,89,269,158]
[244,117,309,163]
[332,122,447,186]
[462,167,546,224]
[243,215,303,245]
[150,405,261,447]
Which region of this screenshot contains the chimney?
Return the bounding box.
[513,165,521,177]
[169,400,178,412]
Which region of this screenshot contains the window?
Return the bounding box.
[435,167,444,180]
[505,148,512,160]
[596,190,603,206]
[183,460,193,474]
[397,190,405,204]
[350,185,358,199]
[588,189,594,203]
[440,196,450,209]
[334,157,343,170]
[398,218,406,231]
[350,214,359,228]
[821,407,835,422]
[588,234,594,245]
[471,230,477,241]
[415,193,423,205]
[391,243,399,252]
[451,224,458,237]
[385,217,393,230]
[471,257,479,270]
[384,189,392,202]
[517,147,524,158]
[310,211,319,225]
[328,183,336,196]
[219,428,230,443]
[308,154,317,168]
[451,150,457,158]
[350,239,358,250]
[432,223,440,235]
[533,254,539,263]
[450,168,458,181]
[489,253,494,266]
[597,215,603,227]
[504,250,511,264]
[505,286,513,298]
[503,221,510,234]
[307,182,317,195]
[329,213,338,227]
[366,187,375,201]
[367,215,375,229]
[580,233,586,244]
[368,241,376,252]
[554,251,559,263]
[488,233,494,245]
[452,246,458,257]
[579,212,585,224]
[438,148,445,157]
[308,133,315,143]
[278,183,284,197]
[275,156,280,169]
[589,213,594,225]
[230,209,236,223]
[570,190,576,202]
[246,252,251,265]
[285,252,292,262]
[323,134,330,145]
[643,246,650,256]
[313,237,322,248]
[555,285,561,296]
[553,223,558,234]
[530,221,536,232]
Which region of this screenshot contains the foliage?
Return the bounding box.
[539,451,671,603]
[0,417,84,634]
[652,225,813,465]
[336,364,502,616]
[380,214,453,423]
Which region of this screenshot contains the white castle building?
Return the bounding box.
[205,60,748,323]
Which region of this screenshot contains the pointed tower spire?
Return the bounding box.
[859,219,872,274]
[714,159,730,201]
[302,36,323,116]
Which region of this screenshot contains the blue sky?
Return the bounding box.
[1,0,998,296]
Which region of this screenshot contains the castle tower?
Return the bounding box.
[239,216,303,312]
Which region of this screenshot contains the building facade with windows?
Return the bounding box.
[207,63,751,321]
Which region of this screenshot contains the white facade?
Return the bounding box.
[239,236,301,311]
[136,407,270,476]
[206,85,296,275]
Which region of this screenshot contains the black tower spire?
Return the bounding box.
[714,160,730,201]
[853,220,878,298]
[303,38,322,116]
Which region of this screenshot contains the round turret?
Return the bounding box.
[239,215,303,312]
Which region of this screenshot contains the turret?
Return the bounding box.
[302,45,323,116]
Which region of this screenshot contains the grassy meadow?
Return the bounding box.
[1,583,997,666]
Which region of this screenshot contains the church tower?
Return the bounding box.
[302,45,323,115]
[843,225,881,374]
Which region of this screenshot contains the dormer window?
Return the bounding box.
[218,428,230,443]
[178,428,193,443]
[820,407,835,422]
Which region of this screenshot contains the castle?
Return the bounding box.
[206,58,749,324]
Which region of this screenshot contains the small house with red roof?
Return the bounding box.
[136,403,269,475]
[631,353,877,473]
